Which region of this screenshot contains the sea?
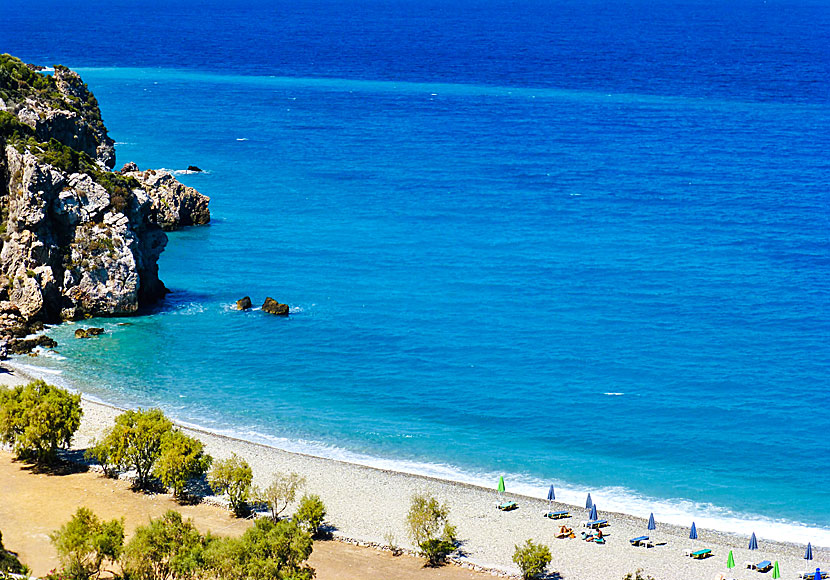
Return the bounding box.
[4,0,830,546]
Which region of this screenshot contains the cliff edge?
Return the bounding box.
[0,54,210,354]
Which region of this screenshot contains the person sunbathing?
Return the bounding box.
[596,529,604,540]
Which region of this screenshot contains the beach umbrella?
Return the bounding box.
[772,560,780,579]
[806,542,814,561]
[690,522,698,540]
[497,476,506,498]
[546,485,555,511]
[586,493,593,510]
[749,532,759,551]
[589,504,598,521]
[647,513,656,531]
[727,550,735,570]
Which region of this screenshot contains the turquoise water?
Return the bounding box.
[6,0,830,546]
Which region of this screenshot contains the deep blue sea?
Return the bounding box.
[4,0,830,545]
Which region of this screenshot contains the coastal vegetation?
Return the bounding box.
[208,453,253,517]
[294,494,327,537]
[155,430,212,500]
[0,380,82,464]
[49,507,124,580]
[0,530,27,574]
[406,493,457,566]
[254,472,306,520]
[121,511,206,580]
[512,539,551,580]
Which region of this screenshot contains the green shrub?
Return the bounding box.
[84,438,117,478]
[154,430,212,500]
[94,408,173,489]
[254,472,306,520]
[0,380,82,464]
[0,530,27,574]
[49,507,124,580]
[121,511,205,580]
[294,494,326,537]
[513,539,551,580]
[204,518,314,580]
[406,493,457,566]
[208,454,253,517]
[623,570,657,580]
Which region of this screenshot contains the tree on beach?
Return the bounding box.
[406,493,457,566]
[294,494,327,537]
[49,507,124,580]
[154,430,213,500]
[203,518,314,580]
[513,539,551,580]
[208,453,253,517]
[95,408,172,489]
[121,511,206,580]
[0,380,82,464]
[254,472,306,520]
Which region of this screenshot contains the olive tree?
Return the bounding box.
[0,380,82,464]
[154,430,212,500]
[406,493,457,566]
[49,507,124,580]
[208,453,253,517]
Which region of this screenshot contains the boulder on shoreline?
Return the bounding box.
[262,297,289,315]
[236,296,252,310]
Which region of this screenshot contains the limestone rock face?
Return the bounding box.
[236,296,252,310]
[124,169,210,231]
[262,297,289,315]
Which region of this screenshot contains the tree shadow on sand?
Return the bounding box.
[17,448,89,476]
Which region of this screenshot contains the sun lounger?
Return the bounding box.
[798,573,828,579]
[497,501,518,511]
[746,561,772,572]
[685,548,712,559]
[630,535,649,546]
[582,519,608,529]
[544,510,571,519]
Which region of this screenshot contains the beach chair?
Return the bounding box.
[497,501,518,511]
[685,548,712,559]
[583,519,608,529]
[630,535,649,547]
[799,573,828,580]
[747,560,772,572]
[544,510,570,519]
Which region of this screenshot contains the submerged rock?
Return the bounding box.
[262,297,289,315]
[186,165,203,172]
[236,296,252,310]
[8,334,57,355]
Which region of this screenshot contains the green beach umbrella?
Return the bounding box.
[498,476,505,497]
[727,550,735,570]
[772,560,780,579]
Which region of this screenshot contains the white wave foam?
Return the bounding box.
[7,361,63,376]
[604,392,624,396]
[236,138,248,141]
[156,167,211,176]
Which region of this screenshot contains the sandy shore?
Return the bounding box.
[1,364,827,579]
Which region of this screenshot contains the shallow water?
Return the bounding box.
[5,0,830,545]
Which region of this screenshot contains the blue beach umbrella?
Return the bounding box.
[805,542,813,561]
[546,485,555,511]
[749,532,759,551]
[589,504,598,521]
[586,493,593,510]
[647,513,656,531]
[690,522,698,540]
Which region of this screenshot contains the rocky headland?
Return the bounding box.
[0,54,210,356]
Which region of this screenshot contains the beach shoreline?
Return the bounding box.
[2,363,827,579]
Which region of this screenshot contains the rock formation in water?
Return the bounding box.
[0,54,211,355]
[262,297,289,315]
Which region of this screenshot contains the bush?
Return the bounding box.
[84,439,117,478]
[121,511,205,580]
[154,430,212,500]
[623,570,656,580]
[49,507,124,580]
[208,454,253,517]
[204,518,314,580]
[294,494,326,537]
[255,472,306,520]
[0,530,26,574]
[94,408,172,489]
[513,539,551,580]
[0,380,82,464]
[406,493,457,566]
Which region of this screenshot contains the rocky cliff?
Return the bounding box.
[0,54,210,355]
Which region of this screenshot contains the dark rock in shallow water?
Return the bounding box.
[262,297,289,315]
[74,327,104,339]
[8,335,57,355]
[186,165,203,172]
[236,296,252,310]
